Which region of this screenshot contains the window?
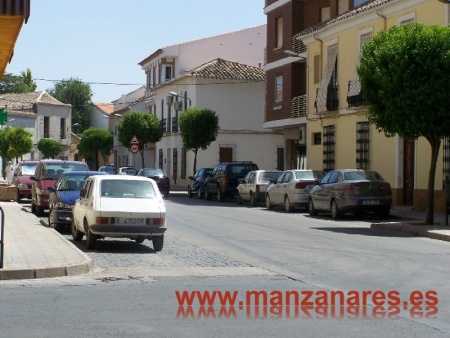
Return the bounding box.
[313,132,322,145]
[348,31,372,107]
[158,149,163,169]
[338,0,349,15]
[44,116,50,138]
[173,148,178,180]
[320,7,330,22]
[275,76,283,106]
[181,148,187,179]
[399,14,415,26]
[323,125,335,171]
[356,121,370,170]
[314,55,320,84]
[160,65,172,83]
[60,118,66,139]
[275,16,283,49]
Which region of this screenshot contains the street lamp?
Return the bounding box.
[169,91,192,108]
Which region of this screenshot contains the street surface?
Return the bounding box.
[0,196,448,337]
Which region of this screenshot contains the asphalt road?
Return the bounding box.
[3,196,449,337]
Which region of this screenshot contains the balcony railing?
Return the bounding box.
[326,85,339,111]
[171,117,178,132]
[161,118,167,133]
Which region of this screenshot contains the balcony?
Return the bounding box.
[291,95,307,118]
[326,85,339,111]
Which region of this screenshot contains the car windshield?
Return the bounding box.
[43,163,88,179]
[344,171,385,181]
[141,169,164,177]
[99,166,114,173]
[258,172,282,183]
[59,174,96,191]
[20,164,37,176]
[294,171,325,180]
[100,180,157,198]
[120,168,135,175]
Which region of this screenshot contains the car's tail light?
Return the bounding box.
[96,217,110,224]
[146,218,165,225]
[222,176,229,185]
[161,177,170,185]
[255,185,260,192]
[200,178,206,184]
[295,182,309,189]
[344,184,361,191]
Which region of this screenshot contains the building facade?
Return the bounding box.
[297,0,450,212]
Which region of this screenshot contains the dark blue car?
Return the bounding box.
[47,171,108,232]
[187,168,213,199]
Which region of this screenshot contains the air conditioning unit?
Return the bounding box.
[166,96,173,105]
[173,101,183,111]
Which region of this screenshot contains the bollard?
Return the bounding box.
[0,206,4,268]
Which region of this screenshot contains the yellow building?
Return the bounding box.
[298,0,450,212]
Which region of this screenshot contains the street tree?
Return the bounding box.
[358,23,450,225]
[47,77,92,133]
[0,69,37,94]
[118,111,163,168]
[5,126,33,161]
[38,138,61,159]
[77,127,113,170]
[0,127,11,177]
[179,108,219,173]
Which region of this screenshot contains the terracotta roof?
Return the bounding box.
[0,91,69,113]
[296,0,397,38]
[160,58,265,88]
[92,102,114,115]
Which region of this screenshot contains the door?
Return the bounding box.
[403,139,415,205]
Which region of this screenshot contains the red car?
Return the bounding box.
[13,160,39,203]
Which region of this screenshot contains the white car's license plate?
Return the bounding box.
[362,200,380,205]
[117,218,144,224]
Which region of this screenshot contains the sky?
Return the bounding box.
[6,0,266,103]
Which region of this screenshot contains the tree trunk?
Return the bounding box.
[425,134,441,225]
[140,149,145,169]
[193,148,198,174]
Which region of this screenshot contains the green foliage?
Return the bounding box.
[37,138,61,159]
[5,126,33,160]
[358,23,450,224]
[179,108,219,151]
[179,108,219,173]
[0,69,37,94]
[117,112,163,168]
[77,128,113,163]
[358,24,450,139]
[47,77,92,133]
[0,127,11,159]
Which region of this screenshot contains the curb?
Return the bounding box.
[370,222,450,242]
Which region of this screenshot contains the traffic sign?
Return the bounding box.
[130,144,140,154]
[130,135,139,144]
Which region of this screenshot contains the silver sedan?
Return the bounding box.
[308,169,392,219]
[265,170,325,212]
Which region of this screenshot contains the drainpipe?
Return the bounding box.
[377,10,387,30]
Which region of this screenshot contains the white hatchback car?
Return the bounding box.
[72,175,166,251]
[236,170,282,206]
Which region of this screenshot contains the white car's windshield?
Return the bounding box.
[101,180,157,198]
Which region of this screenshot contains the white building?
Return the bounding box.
[155,58,283,185]
[0,92,72,165]
[138,25,281,185]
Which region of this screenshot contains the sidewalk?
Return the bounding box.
[0,188,449,280]
[0,201,93,280]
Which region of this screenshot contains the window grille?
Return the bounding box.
[356,121,370,170]
[173,148,178,180]
[323,125,335,171]
[44,116,50,138]
[443,137,450,184]
[158,149,163,169]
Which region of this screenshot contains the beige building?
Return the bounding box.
[297,0,450,212]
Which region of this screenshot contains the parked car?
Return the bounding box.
[205,161,259,202]
[117,166,135,175]
[13,160,39,203]
[136,168,170,198]
[98,164,115,174]
[265,169,325,212]
[236,170,282,206]
[308,169,392,219]
[187,168,213,199]
[47,171,108,232]
[71,175,166,251]
[31,160,89,216]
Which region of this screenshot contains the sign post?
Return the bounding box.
[130,135,140,154]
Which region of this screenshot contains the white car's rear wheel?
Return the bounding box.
[265,195,273,210]
[153,235,164,252]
